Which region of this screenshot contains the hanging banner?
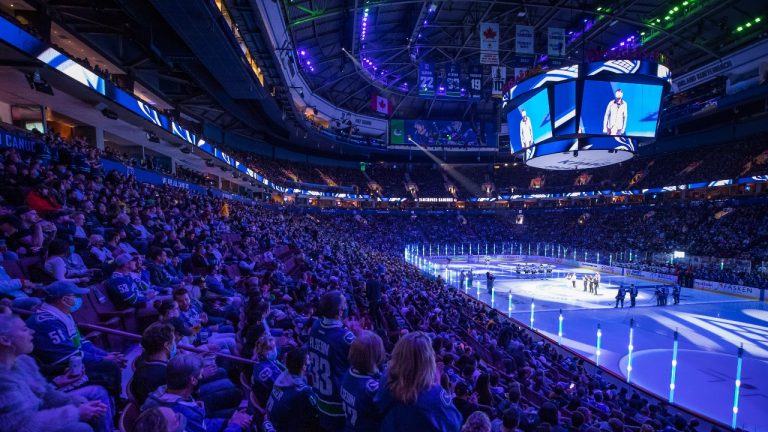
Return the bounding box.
[479,22,500,65]
[548,27,566,57]
[445,63,461,97]
[418,62,435,96]
[468,65,483,98]
[515,25,535,54]
[491,65,506,96]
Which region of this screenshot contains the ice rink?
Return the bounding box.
[428,256,768,431]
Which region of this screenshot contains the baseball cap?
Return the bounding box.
[45,281,89,299]
[114,253,136,266]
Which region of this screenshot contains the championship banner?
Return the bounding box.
[445,63,461,97]
[491,65,506,96]
[515,25,534,54]
[418,62,435,96]
[548,27,566,57]
[479,22,499,65]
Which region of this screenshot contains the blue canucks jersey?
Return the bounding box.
[267,374,320,431]
[374,375,462,432]
[340,369,381,432]
[251,359,284,406]
[26,305,106,368]
[308,318,355,421]
[106,272,146,309]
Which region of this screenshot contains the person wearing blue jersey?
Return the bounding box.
[374,331,462,432]
[340,331,385,432]
[105,253,156,309]
[26,281,125,397]
[250,334,285,407]
[267,347,320,431]
[308,290,356,431]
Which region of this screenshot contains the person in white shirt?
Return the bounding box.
[519,109,533,149]
[603,89,628,135]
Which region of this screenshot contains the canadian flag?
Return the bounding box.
[371,94,393,115]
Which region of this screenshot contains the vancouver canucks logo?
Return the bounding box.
[440,389,453,407]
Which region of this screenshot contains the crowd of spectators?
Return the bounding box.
[0,129,742,432]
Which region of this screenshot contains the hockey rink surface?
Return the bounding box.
[426,256,768,431]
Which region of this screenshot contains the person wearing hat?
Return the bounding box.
[106,253,157,310]
[26,281,125,399]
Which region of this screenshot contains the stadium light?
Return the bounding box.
[596,324,602,366]
[530,299,535,329]
[627,318,635,383]
[669,329,679,403]
[732,344,744,429]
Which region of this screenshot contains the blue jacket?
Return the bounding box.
[141,385,242,432]
[374,375,462,432]
[340,369,382,432]
[266,371,320,431]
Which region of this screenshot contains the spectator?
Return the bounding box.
[375,331,462,432]
[308,290,356,431]
[0,314,110,432]
[462,411,492,432]
[106,253,155,309]
[340,330,385,431]
[250,334,284,407]
[132,406,187,432]
[141,353,251,432]
[267,347,320,431]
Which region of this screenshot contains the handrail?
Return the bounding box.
[11,307,257,365]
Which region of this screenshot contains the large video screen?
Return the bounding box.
[579,81,663,138]
[507,87,552,153]
[389,120,496,148]
[553,81,576,136]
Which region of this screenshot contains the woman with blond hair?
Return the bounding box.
[375,331,462,432]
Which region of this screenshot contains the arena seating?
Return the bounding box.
[1,128,762,432]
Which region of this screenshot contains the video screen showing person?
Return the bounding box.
[580,81,663,138]
[391,119,493,147]
[508,87,552,154]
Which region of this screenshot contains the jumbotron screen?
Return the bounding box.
[507,87,552,154]
[579,81,663,138]
[502,61,670,169]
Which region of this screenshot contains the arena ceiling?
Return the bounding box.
[280,0,766,120]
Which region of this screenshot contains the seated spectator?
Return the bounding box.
[173,287,232,333]
[0,314,111,432]
[26,281,125,397]
[87,234,113,265]
[250,334,284,407]
[375,331,462,432]
[106,253,156,309]
[462,411,492,432]
[44,239,91,284]
[13,206,57,256]
[266,347,320,431]
[133,322,242,417]
[341,330,386,431]
[147,247,184,290]
[141,353,252,432]
[132,406,187,432]
[0,261,42,310]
